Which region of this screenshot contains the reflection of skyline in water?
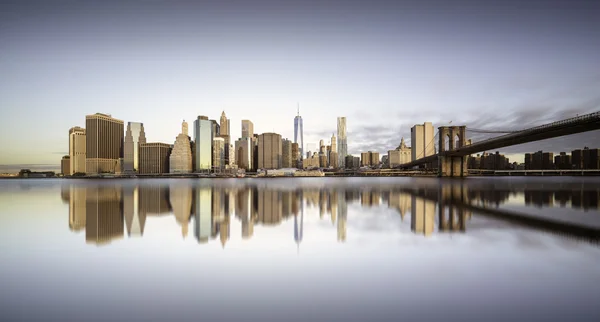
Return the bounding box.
[64,180,600,246]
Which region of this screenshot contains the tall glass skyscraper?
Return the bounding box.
[294,105,303,160]
[194,116,212,172]
[337,117,347,168]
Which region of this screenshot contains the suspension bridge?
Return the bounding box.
[397,111,600,177]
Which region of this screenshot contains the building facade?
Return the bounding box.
[235,137,254,171]
[282,139,292,168]
[411,122,435,161]
[124,122,146,173]
[212,137,225,172]
[220,111,231,166]
[294,108,304,161]
[194,116,212,172]
[169,120,194,173]
[242,119,254,139]
[85,113,124,174]
[258,133,282,170]
[291,143,299,168]
[139,143,171,174]
[388,137,411,168]
[69,126,86,175]
[337,117,347,168]
[61,155,70,175]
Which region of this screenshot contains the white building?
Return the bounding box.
[169,120,193,173]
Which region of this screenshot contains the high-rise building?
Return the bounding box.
[572,149,584,169]
[123,122,146,173]
[258,133,282,170]
[329,151,339,168]
[411,122,434,161]
[361,152,370,167]
[291,143,299,168]
[220,111,231,165]
[235,137,254,171]
[282,139,292,168]
[139,143,171,174]
[169,120,193,173]
[294,106,304,161]
[212,137,225,171]
[370,152,380,166]
[194,116,212,172]
[242,120,254,139]
[85,113,124,174]
[69,126,86,175]
[337,117,347,168]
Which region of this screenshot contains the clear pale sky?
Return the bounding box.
[1,0,599,169]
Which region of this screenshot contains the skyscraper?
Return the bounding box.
[220,111,230,165]
[212,137,225,172]
[194,116,212,172]
[241,120,254,138]
[411,122,435,161]
[294,105,303,161]
[85,113,124,174]
[124,122,146,173]
[282,138,292,168]
[69,126,86,175]
[258,133,282,170]
[235,137,253,170]
[169,120,193,173]
[337,117,347,168]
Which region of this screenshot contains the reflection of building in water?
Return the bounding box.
[411,195,435,236]
[235,188,255,239]
[85,186,124,245]
[69,186,86,231]
[525,190,554,208]
[212,188,225,238]
[361,190,380,207]
[170,184,193,238]
[571,189,600,211]
[220,214,230,247]
[329,190,338,224]
[123,185,145,237]
[139,185,171,216]
[294,205,304,249]
[282,191,294,218]
[258,190,282,225]
[388,191,411,221]
[337,191,347,242]
[194,188,212,243]
[319,190,327,218]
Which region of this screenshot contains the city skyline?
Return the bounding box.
[1,0,599,168]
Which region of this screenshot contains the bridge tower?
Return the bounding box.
[438,126,468,177]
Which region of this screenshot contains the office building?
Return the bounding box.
[572,149,584,169]
[542,152,554,170]
[220,111,231,165]
[169,120,193,173]
[124,122,146,173]
[85,113,124,174]
[291,143,300,168]
[139,143,171,174]
[258,133,282,170]
[212,137,225,171]
[319,154,327,168]
[303,153,320,169]
[388,137,411,168]
[329,151,339,168]
[242,119,254,139]
[337,117,347,168]
[411,122,434,161]
[194,116,212,172]
[69,126,86,175]
[235,137,253,171]
[294,106,304,161]
[361,152,370,167]
[524,153,532,170]
[370,152,380,166]
[61,155,70,176]
[555,152,572,170]
[282,139,292,168]
[583,148,600,169]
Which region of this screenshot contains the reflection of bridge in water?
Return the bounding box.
[61,180,600,246]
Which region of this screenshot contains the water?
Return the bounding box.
[1,177,600,322]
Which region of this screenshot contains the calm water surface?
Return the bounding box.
[1,177,599,322]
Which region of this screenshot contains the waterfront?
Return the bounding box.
[1,177,600,321]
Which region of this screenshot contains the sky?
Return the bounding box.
[1,0,599,168]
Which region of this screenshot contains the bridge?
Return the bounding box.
[398,111,600,177]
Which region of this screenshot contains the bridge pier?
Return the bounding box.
[438,126,468,177]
